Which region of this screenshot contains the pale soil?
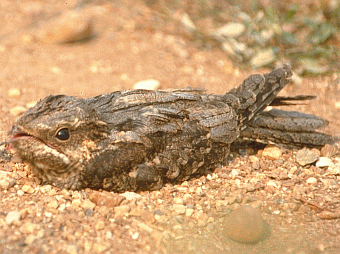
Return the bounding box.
[0,1,340,253]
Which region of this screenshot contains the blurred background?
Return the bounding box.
[0,1,340,253]
[0,0,338,135]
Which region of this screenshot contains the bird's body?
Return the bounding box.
[7,66,333,192]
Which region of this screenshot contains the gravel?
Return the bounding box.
[0,1,339,252]
[1,143,340,253]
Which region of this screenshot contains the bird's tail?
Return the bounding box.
[239,109,334,147]
[225,65,334,147]
[224,64,293,129]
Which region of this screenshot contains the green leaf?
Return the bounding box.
[308,46,334,58]
[308,23,335,45]
[284,3,298,22]
[265,6,279,24]
[299,58,329,74]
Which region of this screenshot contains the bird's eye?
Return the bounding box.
[56,128,70,141]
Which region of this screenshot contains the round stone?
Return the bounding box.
[223,205,270,244]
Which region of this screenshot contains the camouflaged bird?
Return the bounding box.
[5,66,333,192]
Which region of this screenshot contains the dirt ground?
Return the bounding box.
[0,1,340,253]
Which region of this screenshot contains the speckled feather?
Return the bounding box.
[7,66,333,192]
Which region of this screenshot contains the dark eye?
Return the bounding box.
[56,128,70,141]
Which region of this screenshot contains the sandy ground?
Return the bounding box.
[0,1,340,253]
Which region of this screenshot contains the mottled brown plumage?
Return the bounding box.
[5,66,333,192]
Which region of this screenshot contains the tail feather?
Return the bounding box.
[224,65,333,147]
[224,65,293,128]
[270,95,316,106]
[239,109,334,147]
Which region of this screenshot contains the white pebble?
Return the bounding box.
[10,106,27,116]
[214,22,245,38]
[335,101,340,109]
[120,191,140,200]
[44,212,52,218]
[174,197,183,204]
[6,211,21,224]
[8,88,21,98]
[230,169,239,178]
[131,232,139,240]
[316,157,334,167]
[172,204,186,214]
[185,208,194,217]
[133,79,160,90]
[306,177,318,184]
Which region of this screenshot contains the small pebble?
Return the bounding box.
[214,22,245,38]
[48,189,58,196]
[8,88,21,98]
[0,44,6,52]
[226,196,238,205]
[84,241,92,252]
[296,148,319,166]
[325,165,340,175]
[88,191,125,207]
[207,217,215,223]
[10,106,27,116]
[47,199,58,209]
[85,209,93,217]
[321,144,338,157]
[250,48,276,69]
[173,224,182,230]
[44,212,52,218]
[81,199,96,210]
[114,205,130,218]
[262,146,282,160]
[92,242,109,253]
[335,101,340,109]
[185,208,194,217]
[131,232,139,240]
[319,211,340,220]
[95,221,105,231]
[180,13,196,32]
[120,191,140,200]
[0,179,11,190]
[216,200,229,210]
[133,79,160,90]
[154,214,162,222]
[58,203,66,211]
[306,177,318,184]
[22,184,35,194]
[6,211,21,225]
[174,197,183,204]
[97,206,110,216]
[223,205,270,244]
[230,169,239,178]
[39,185,52,193]
[21,34,35,44]
[37,10,93,44]
[195,187,203,195]
[19,222,36,234]
[249,155,260,169]
[316,157,334,167]
[26,101,38,108]
[172,204,186,215]
[25,235,38,245]
[267,180,280,188]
